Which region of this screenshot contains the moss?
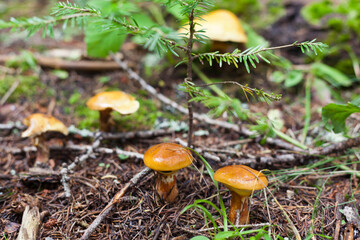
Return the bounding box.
[0,75,44,102]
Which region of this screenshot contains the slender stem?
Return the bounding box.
[185,8,195,147]
[301,75,312,144]
[229,191,249,225]
[156,172,178,203]
[34,134,49,165]
[99,108,112,132]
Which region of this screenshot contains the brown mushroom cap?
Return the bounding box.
[143,143,193,172]
[179,9,247,43]
[86,91,140,114]
[214,165,268,196]
[21,113,68,138]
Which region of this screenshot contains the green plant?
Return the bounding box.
[0,1,327,146]
[322,100,360,134]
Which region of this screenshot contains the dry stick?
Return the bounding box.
[4,136,360,168]
[80,167,151,240]
[60,132,102,198]
[0,54,122,71]
[17,205,41,240]
[334,193,344,240]
[4,145,146,160]
[1,78,20,105]
[175,137,220,162]
[0,122,174,140]
[310,137,360,155]
[110,53,303,152]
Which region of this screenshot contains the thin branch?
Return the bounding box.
[193,81,282,102]
[80,167,151,240]
[193,41,327,60]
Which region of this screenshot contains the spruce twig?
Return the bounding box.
[185,7,196,147]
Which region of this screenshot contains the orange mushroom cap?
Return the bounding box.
[179,9,247,43]
[21,113,68,138]
[143,143,193,172]
[86,91,140,115]
[214,165,268,196]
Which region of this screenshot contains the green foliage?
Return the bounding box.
[0,51,44,102]
[85,19,126,58]
[195,40,327,73]
[271,70,304,88]
[322,102,360,133]
[6,50,38,71]
[0,75,43,102]
[311,62,352,87]
[216,0,284,28]
[302,0,360,36]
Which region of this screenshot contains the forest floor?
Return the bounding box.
[1,1,360,240]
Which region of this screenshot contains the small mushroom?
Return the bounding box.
[179,9,247,51]
[86,91,139,132]
[22,113,68,166]
[143,143,193,203]
[214,165,268,225]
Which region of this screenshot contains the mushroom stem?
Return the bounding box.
[229,191,249,225]
[99,108,113,132]
[33,134,49,165]
[155,171,178,203]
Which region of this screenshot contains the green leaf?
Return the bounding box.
[311,62,352,87]
[322,102,360,133]
[68,92,82,105]
[85,20,126,58]
[284,70,303,88]
[301,0,333,25]
[271,71,285,83]
[214,231,239,240]
[190,236,210,240]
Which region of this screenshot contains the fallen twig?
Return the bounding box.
[0,54,122,71]
[175,137,220,162]
[310,137,360,155]
[1,123,175,140]
[4,136,360,168]
[80,167,151,240]
[60,132,102,198]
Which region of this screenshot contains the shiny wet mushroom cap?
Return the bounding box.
[144,143,193,203]
[214,165,268,224]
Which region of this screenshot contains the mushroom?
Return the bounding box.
[143,143,193,203]
[22,113,68,166]
[179,9,247,51]
[86,91,139,132]
[214,165,268,225]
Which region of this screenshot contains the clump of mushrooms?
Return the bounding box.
[214,165,268,225]
[143,143,193,203]
[86,90,139,132]
[22,113,68,167]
